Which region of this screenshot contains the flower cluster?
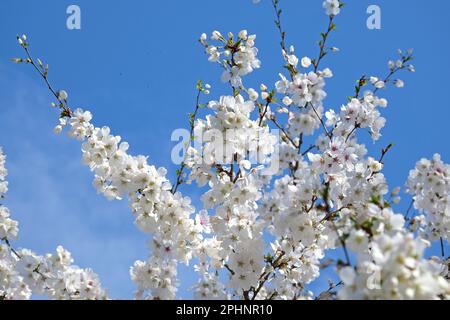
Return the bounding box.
[193,271,228,300]
[260,164,332,293]
[57,107,205,299]
[187,94,277,172]
[0,148,107,300]
[9,0,449,300]
[0,149,17,241]
[14,247,107,300]
[200,30,261,87]
[406,154,450,240]
[0,148,26,300]
[338,232,450,299]
[326,96,387,141]
[184,92,278,294]
[0,148,8,197]
[130,258,178,300]
[0,208,18,243]
[274,67,331,138]
[276,70,329,108]
[190,168,267,293]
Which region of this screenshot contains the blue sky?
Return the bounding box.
[0,0,449,299]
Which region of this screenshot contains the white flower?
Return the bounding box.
[321,68,333,78]
[323,0,340,16]
[238,29,248,40]
[394,79,404,88]
[248,88,259,101]
[282,96,292,106]
[54,125,63,134]
[0,207,18,240]
[287,54,299,67]
[374,80,385,89]
[195,210,212,234]
[301,56,312,68]
[347,229,369,253]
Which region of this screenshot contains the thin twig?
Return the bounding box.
[171,87,203,193]
[404,199,414,220]
[314,280,343,300]
[332,221,351,266]
[21,45,72,117]
[301,144,316,156]
[251,251,285,300]
[345,123,360,142]
[309,102,331,140]
[258,101,270,126]
[271,0,288,55]
[1,237,21,259]
[270,118,298,148]
[224,263,235,276]
[313,15,335,73]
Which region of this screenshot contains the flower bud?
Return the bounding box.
[57,90,68,101]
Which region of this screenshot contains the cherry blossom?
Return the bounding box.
[5,0,449,300]
[406,154,450,241]
[338,232,450,299]
[0,148,107,300]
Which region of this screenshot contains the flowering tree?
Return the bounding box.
[1,0,449,300]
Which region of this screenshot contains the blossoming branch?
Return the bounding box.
[2,0,449,300]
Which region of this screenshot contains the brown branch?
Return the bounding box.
[18,40,72,118]
[251,251,285,300]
